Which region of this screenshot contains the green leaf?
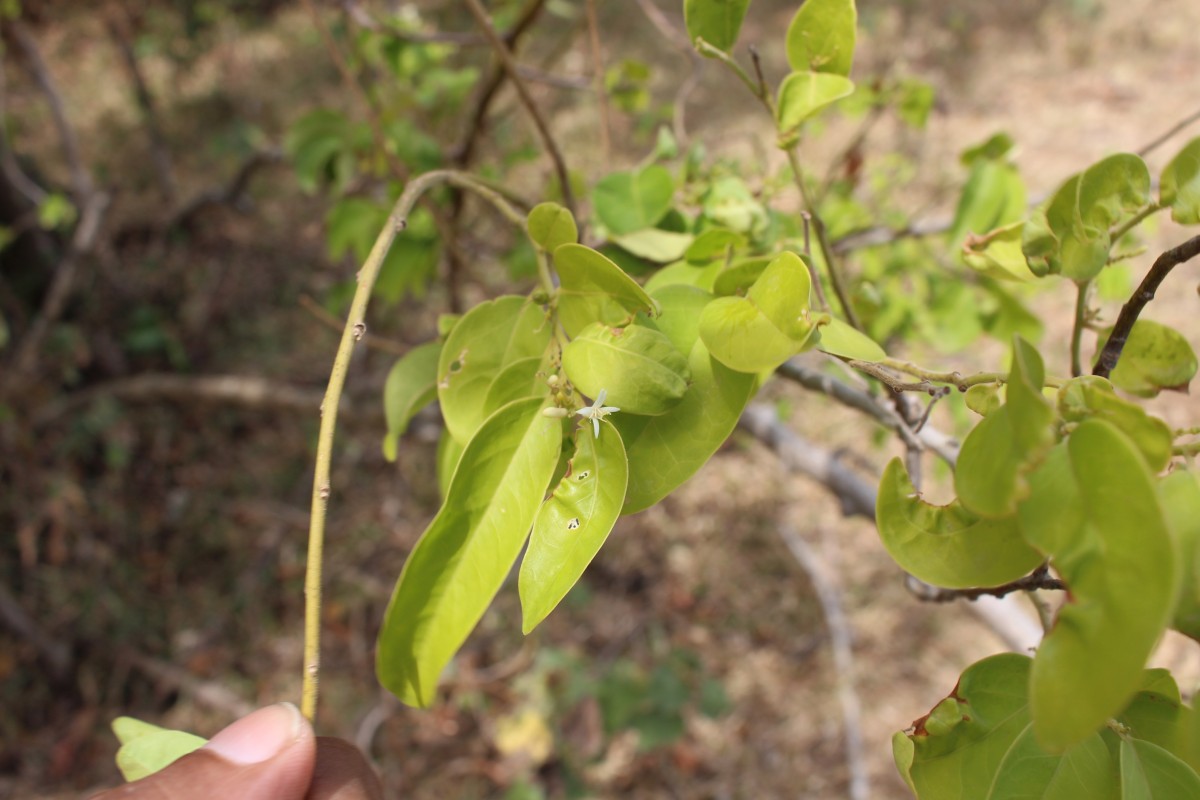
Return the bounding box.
[1106,319,1198,397]
[592,166,675,236]
[684,228,746,263]
[875,459,1042,588]
[436,429,465,500]
[1160,136,1200,224]
[1120,670,1192,761]
[1161,470,1200,642]
[1028,419,1179,751]
[1056,375,1172,471]
[644,260,722,293]
[437,296,552,442]
[775,71,855,145]
[527,202,578,251]
[1022,154,1151,281]
[648,284,713,356]
[377,398,563,707]
[382,341,441,462]
[699,252,820,373]
[954,338,1055,518]
[562,323,691,416]
[1121,738,1200,799]
[896,654,1036,799]
[684,0,751,52]
[615,340,756,514]
[961,222,1037,282]
[964,383,1002,417]
[112,717,207,782]
[815,316,886,361]
[949,161,1027,250]
[988,727,1118,799]
[520,420,628,633]
[711,256,773,296]
[610,229,694,263]
[554,243,657,337]
[785,0,856,77]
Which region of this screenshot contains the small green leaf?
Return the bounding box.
[875,459,1042,589]
[1056,375,1172,470]
[815,316,886,361]
[382,341,441,462]
[785,0,856,77]
[711,256,772,296]
[684,0,751,52]
[592,166,675,236]
[562,323,691,416]
[701,175,768,234]
[954,337,1055,518]
[610,229,694,263]
[684,228,746,263]
[1160,136,1200,224]
[961,222,1038,282]
[554,243,658,337]
[615,340,756,513]
[1028,419,1179,751]
[648,284,713,356]
[949,160,1027,252]
[438,296,552,442]
[1120,738,1200,799]
[964,383,1002,417]
[699,252,819,373]
[1106,319,1198,397]
[520,421,628,633]
[775,71,855,144]
[527,202,578,251]
[112,717,207,782]
[377,398,563,707]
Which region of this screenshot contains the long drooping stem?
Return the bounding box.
[302,170,525,721]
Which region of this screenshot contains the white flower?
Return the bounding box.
[575,389,620,438]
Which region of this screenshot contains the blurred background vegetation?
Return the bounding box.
[1,0,1197,797]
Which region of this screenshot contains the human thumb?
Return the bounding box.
[93,703,316,799]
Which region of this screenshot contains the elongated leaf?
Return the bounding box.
[1161,470,1200,642]
[438,296,551,442]
[562,323,690,416]
[554,243,657,337]
[527,202,577,252]
[1056,375,1172,470]
[592,166,674,236]
[785,0,856,77]
[1160,136,1200,224]
[685,0,751,52]
[1028,418,1178,751]
[112,717,207,782]
[955,337,1055,518]
[611,229,694,263]
[1121,738,1200,799]
[1107,319,1197,397]
[875,459,1041,588]
[520,421,628,632]
[699,251,819,373]
[436,429,465,500]
[775,71,855,145]
[377,398,563,706]
[383,341,441,461]
[815,316,886,361]
[615,340,756,513]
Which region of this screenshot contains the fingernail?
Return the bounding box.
[204,703,304,765]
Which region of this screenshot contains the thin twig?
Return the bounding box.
[1093,234,1200,379]
[167,148,283,230]
[1070,279,1090,378]
[301,170,527,722]
[778,526,870,800]
[120,648,255,718]
[105,8,177,202]
[5,19,93,201]
[584,0,611,159]
[0,59,47,206]
[1137,105,1200,158]
[906,565,1065,603]
[5,191,109,386]
[464,0,574,214]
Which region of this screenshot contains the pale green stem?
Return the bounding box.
[1110,201,1166,243]
[302,169,525,722]
[692,38,764,101]
[871,357,1066,390]
[1070,279,1091,378]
